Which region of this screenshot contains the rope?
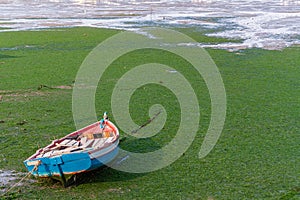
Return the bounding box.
[131,110,162,134]
[1,161,41,197]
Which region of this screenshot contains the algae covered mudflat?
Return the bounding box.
[0,27,299,199]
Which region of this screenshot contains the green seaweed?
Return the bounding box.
[0,27,299,199]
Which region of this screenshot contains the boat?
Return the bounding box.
[23,114,119,186]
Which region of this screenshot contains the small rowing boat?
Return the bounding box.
[23,113,119,186]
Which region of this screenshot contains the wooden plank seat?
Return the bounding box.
[38,133,115,158]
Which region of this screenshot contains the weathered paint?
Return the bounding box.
[23,120,119,186]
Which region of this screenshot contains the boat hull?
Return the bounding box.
[24,144,118,177]
[23,120,119,186]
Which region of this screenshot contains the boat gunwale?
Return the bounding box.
[25,120,120,161]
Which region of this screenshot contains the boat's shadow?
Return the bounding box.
[68,165,143,187]
[36,163,144,188]
[41,136,163,187]
[67,137,162,187]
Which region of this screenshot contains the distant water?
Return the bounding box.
[0,0,300,50]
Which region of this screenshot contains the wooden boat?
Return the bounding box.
[23,115,119,186]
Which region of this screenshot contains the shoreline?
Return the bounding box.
[1,0,300,51]
[1,25,300,52]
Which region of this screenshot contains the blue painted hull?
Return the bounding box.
[23,120,119,185]
[23,145,119,178]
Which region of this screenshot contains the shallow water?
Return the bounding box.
[0,0,300,50]
[0,170,25,192]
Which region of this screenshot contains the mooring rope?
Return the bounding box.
[131,110,162,134]
[1,161,40,197]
